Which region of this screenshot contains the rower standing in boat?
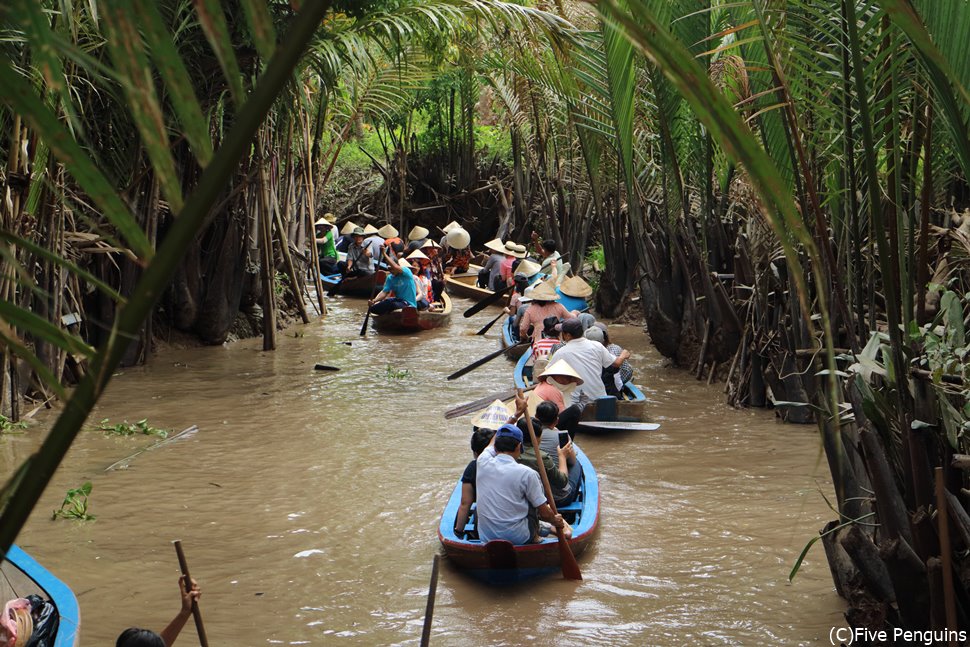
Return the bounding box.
[368,251,417,315]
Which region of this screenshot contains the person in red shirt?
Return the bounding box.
[529,358,585,437]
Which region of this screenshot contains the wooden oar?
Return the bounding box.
[314,364,340,371]
[359,270,383,337]
[444,384,537,420]
[475,310,505,335]
[517,389,582,581]
[446,342,528,381]
[419,554,440,647]
[463,283,513,318]
[173,540,209,647]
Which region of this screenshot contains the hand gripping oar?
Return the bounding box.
[446,342,528,381]
[518,389,582,581]
[463,283,513,318]
[173,540,209,647]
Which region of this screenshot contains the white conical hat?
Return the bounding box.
[441,220,461,233]
[340,221,360,235]
[472,400,514,430]
[397,257,411,269]
[515,259,542,278]
[528,280,560,302]
[362,224,380,235]
[406,249,429,261]
[484,238,506,254]
[538,359,583,384]
[446,227,471,250]
[560,275,593,298]
[421,239,441,249]
[408,225,430,240]
[378,224,399,238]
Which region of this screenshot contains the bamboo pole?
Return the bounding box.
[935,467,958,642]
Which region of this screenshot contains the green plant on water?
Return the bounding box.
[382,364,412,380]
[274,271,289,298]
[96,418,169,438]
[0,416,28,433]
[52,482,94,521]
[584,245,606,293]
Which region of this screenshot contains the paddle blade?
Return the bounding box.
[476,312,503,335]
[314,364,340,371]
[446,343,521,380]
[359,312,370,337]
[556,530,582,580]
[463,283,512,318]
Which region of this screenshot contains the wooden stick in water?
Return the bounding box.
[173,540,209,647]
[419,554,440,647]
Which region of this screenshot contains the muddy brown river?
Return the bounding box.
[2,295,845,645]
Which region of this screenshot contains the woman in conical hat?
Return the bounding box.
[517,279,577,344]
[528,358,586,437]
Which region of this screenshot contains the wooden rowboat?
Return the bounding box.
[371,293,453,333]
[444,265,492,301]
[320,269,386,298]
[514,347,648,433]
[437,446,599,584]
[1,545,80,646]
[499,295,590,361]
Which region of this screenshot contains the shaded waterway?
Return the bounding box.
[3,295,844,645]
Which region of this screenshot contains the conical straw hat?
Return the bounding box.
[407,249,429,261]
[559,275,593,298]
[441,220,461,233]
[446,227,471,250]
[421,239,441,249]
[529,280,560,302]
[397,257,411,269]
[515,259,542,278]
[538,359,584,385]
[484,238,506,254]
[362,224,380,235]
[378,224,399,239]
[408,225,430,240]
[340,221,360,235]
[472,399,514,430]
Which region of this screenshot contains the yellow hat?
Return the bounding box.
[378,224,399,238]
[472,400,514,430]
[408,225,430,240]
[340,221,360,235]
[560,275,593,298]
[362,224,380,235]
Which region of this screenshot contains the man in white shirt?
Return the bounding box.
[548,318,631,407]
[476,423,568,545]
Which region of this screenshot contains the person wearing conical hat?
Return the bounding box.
[332,226,376,295]
[368,246,418,315]
[405,225,430,254]
[313,213,340,275]
[361,225,385,272]
[499,241,528,288]
[335,220,359,253]
[479,238,508,291]
[407,249,434,309]
[529,357,586,438]
[442,227,472,275]
[378,224,403,256]
[518,280,577,344]
[548,318,631,411]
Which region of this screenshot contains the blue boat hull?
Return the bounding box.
[1,545,80,647]
[437,447,599,584]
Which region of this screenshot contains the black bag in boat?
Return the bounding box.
[24,594,59,647]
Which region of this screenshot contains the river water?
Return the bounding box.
[3,295,845,645]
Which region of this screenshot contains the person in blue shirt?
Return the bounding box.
[368,249,418,314]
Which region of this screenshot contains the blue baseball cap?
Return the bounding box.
[495,423,523,444]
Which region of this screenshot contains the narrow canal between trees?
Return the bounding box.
[3,296,844,645]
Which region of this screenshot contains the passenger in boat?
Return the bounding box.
[479,238,508,290]
[476,422,570,544]
[536,401,582,506]
[378,224,402,251]
[442,227,472,275]
[407,249,434,310]
[529,358,585,438]
[585,324,634,396]
[535,237,564,283]
[361,225,385,272]
[548,318,630,407]
[368,252,417,314]
[116,576,200,647]
[453,400,512,538]
[313,213,340,275]
[518,280,574,344]
[335,227,375,278]
[438,220,462,249]
[532,316,562,363]
[500,242,527,286]
[405,225,430,254]
[514,415,570,503]
[334,220,358,253]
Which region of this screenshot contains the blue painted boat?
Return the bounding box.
[437,446,599,584]
[1,545,80,646]
[500,292,589,360]
[514,347,648,432]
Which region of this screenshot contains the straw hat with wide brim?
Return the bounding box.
[528,280,560,302]
[421,239,441,249]
[362,224,380,235]
[560,275,593,298]
[538,359,584,384]
[504,242,527,258]
[378,224,399,239]
[340,221,360,235]
[472,399,514,430]
[406,249,429,261]
[441,220,461,234]
[315,212,336,226]
[408,225,430,241]
[446,227,471,250]
[515,259,542,278]
[484,238,506,254]
[397,257,411,269]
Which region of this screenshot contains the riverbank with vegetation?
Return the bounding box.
[1,0,969,637]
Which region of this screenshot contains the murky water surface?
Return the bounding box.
[2,296,844,645]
